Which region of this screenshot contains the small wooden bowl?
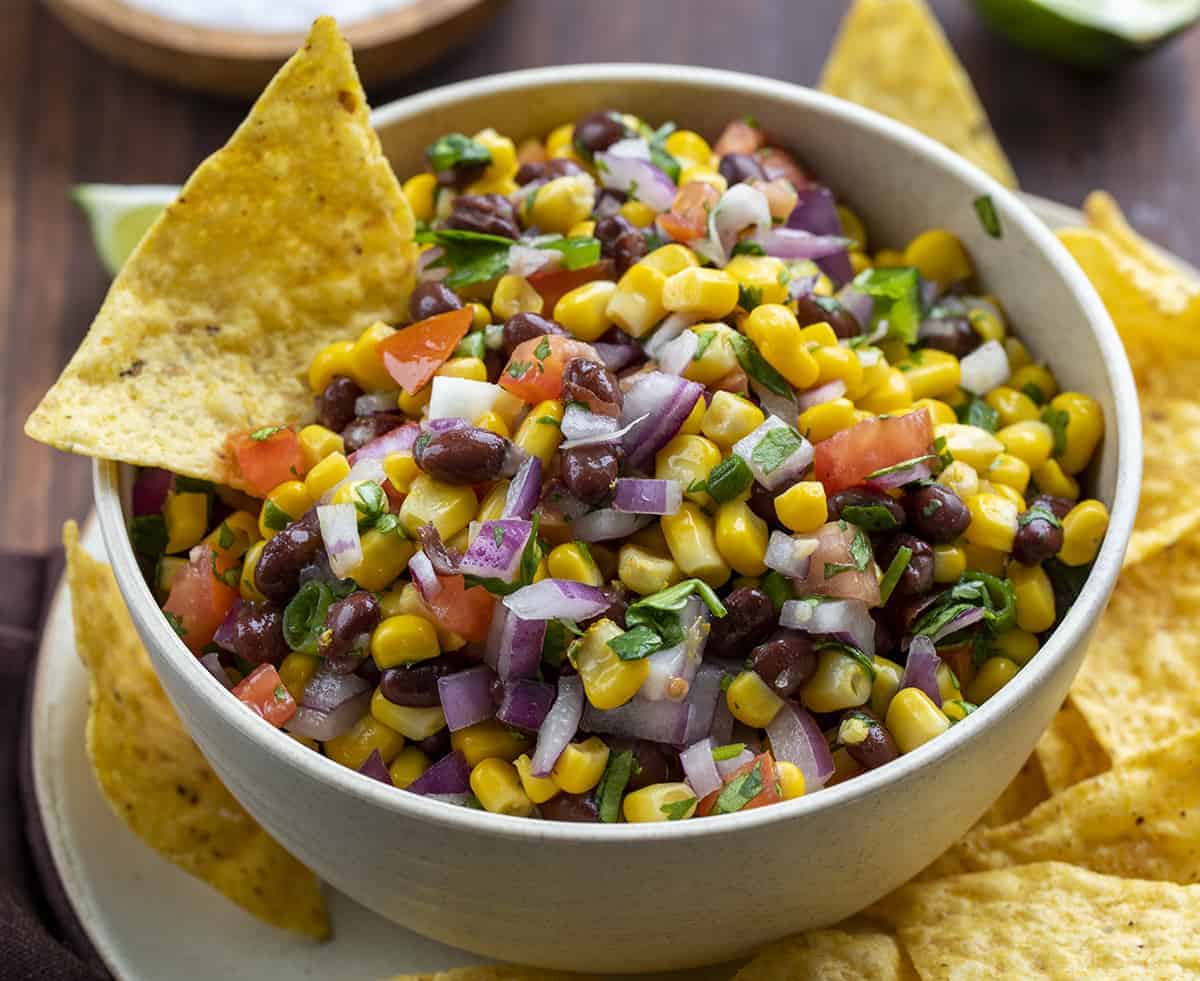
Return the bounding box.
[41,0,506,99]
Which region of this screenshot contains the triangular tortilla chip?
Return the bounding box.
[63,521,329,939]
[819,0,1018,188]
[27,18,415,488]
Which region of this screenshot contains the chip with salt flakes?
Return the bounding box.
[64,521,329,939]
[26,17,415,490]
[872,862,1200,979]
[1033,699,1110,794]
[731,922,917,981]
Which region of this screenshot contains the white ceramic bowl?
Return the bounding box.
[95,65,1140,973]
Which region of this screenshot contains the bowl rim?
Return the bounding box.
[94,62,1141,845]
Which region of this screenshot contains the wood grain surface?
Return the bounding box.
[4,0,1199,550]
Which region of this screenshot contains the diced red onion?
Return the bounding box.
[531,674,584,776]
[458,519,532,584]
[708,183,772,264]
[571,508,651,542]
[354,391,398,416]
[212,599,243,652]
[787,186,852,287]
[496,678,556,732]
[836,284,874,329]
[749,227,849,260]
[502,455,542,520]
[560,412,648,451]
[715,748,756,777]
[765,531,818,579]
[732,416,813,491]
[503,578,611,621]
[133,468,173,516]
[780,598,876,657]
[408,549,441,601]
[595,152,675,212]
[788,273,820,301]
[613,478,682,516]
[438,664,498,732]
[606,137,651,160]
[358,749,393,785]
[643,312,698,361]
[301,667,371,713]
[200,651,233,689]
[317,503,363,579]
[417,246,449,283]
[592,340,642,374]
[796,379,847,412]
[902,635,943,707]
[918,315,969,350]
[508,244,560,278]
[680,738,722,799]
[679,663,725,746]
[766,701,834,789]
[561,403,619,443]
[428,377,504,422]
[483,606,547,680]
[286,690,370,742]
[657,330,698,376]
[347,423,419,465]
[959,340,1011,396]
[422,417,467,435]
[751,379,799,423]
[866,459,934,491]
[930,606,986,644]
[620,371,705,471]
[406,750,471,796]
[582,697,691,745]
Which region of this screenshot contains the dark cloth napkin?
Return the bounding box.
[2,549,109,981]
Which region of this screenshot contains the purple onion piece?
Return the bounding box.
[866,460,934,492]
[484,606,547,681]
[496,678,556,732]
[301,667,371,713]
[200,651,233,689]
[836,284,875,330]
[503,579,611,621]
[571,508,652,542]
[612,478,683,516]
[765,701,834,790]
[406,750,471,796]
[930,606,987,644]
[457,519,532,584]
[592,340,642,374]
[408,549,442,602]
[347,422,419,465]
[620,372,705,472]
[531,675,584,777]
[285,690,371,742]
[679,738,722,799]
[582,697,691,745]
[796,379,847,412]
[502,455,542,520]
[133,468,173,516]
[780,598,876,658]
[437,664,498,732]
[358,749,394,785]
[212,599,244,651]
[902,635,943,707]
[680,664,725,746]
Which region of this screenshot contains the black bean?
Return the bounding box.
[317,375,362,433]
[706,587,776,660]
[1013,513,1064,566]
[795,294,860,339]
[341,413,404,454]
[839,707,899,770]
[254,509,323,604]
[318,591,382,668]
[612,232,648,275]
[515,161,545,185]
[409,282,463,322]
[446,193,520,240]
[595,215,646,274]
[1028,493,1073,521]
[501,312,566,358]
[434,161,487,190]
[877,533,935,599]
[749,631,816,697]
[540,793,599,822]
[417,729,451,758]
[380,656,464,708]
[827,488,906,528]
[561,358,622,416]
[595,214,636,249]
[581,587,628,631]
[919,317,980,359]
[748,482,782,530]
[593,187,627,219]
[905,484,970,544]
[561,445,619,505]
[717,153,766,186]
[574,111,628,157]
[873,613,897,659]
[414,427,510,484]
[219,601,288,666]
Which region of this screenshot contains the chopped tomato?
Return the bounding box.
[659,182,720,243]
[711,366,749,395]
[813,409,933,494]
[230,428,305,498]
[792,521,882,606]
[714,119,765,157]
[232,664,297,728]
[424,574,495,644]
[378,307,472,395]
[937,642,976,693]
[498,334,599,405]
[749,176,799,221]
[528,259,614,312]
[163,545,239,654]
[828,748,864,787]
[696,753,780,817]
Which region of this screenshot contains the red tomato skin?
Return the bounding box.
[378,308,473,395]
[424,574,495,643]
[696,753,780,816]
[232,664,297,728]
[231,428,305,498]
[163,545,239,654]
[813,409,933,494]
[792,521,882,606]
[714,120,766,157]
[498,335,598,405]
[528,260,614,312]
[659,182,720,243]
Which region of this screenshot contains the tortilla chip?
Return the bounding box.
[872,862,1200,978]
[27,19,415,488]
[63,521,329,939]
[731,923,917,981]
[971,752,1050,831]
[819,0,1017,188]
[1033,699,1110,794]
[386,969,579,981]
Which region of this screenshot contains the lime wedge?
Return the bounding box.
[972,0,1200,68]
[72,184,180,276]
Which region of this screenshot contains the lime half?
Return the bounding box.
[972,0,1200,68]
[72,184,180,276]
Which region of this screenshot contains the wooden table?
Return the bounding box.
[4,0,1197,550]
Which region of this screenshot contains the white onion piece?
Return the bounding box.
[354,391,398,415]
[732,416,814,491]
[765,531,819,579]
[507,243,560,277]
[286,691,371,742]
[796,378,847,412]
[680,663,725,746]
[959,340,1010,396]
[561,402,619,443]
[416,246,449,283]
[571,508,651,542]
[680,738,722,799]
[503,578,610,621]
[408,549,441,601]
[595,152,674,211]
[607,137,651,160]
[427,376,503,421]
[322,457,386,504]
[766,701,834,790]
[643,312,698,361]
[708,183,772,264]
[715,748,756,778]
[658,330,698,376]
[559,412,647,451]
[780,598,876,657]
[317,503,362,579]
[531,675,584,777]
[200,651,233,689]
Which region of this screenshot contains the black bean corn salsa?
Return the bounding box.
[131,111,1110,822]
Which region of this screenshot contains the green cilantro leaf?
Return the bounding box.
[491,524,506,547]
[1041,406,1070,457]
[824,526,872,580]
[711,742,746,762]
[728,332,793,398]
[415,228,512,288]
[840,503,900,532]
[261,500,292,532]
[607,625,663,661]
[353,481,387,524]
[507,360,532,379]
[539,235,602,270]
[761,570,792,611]
[704,455,753,504]
[974,194,1003,239]
[173,475,213,495]
[711,760,764,815]
[1018,506,1063,529]
[454,331,487,360]
[957,395,999,433]
[878,545,913,604]
[738,284,764,311]
[731,240,766,257]
[596,750,637,823]
[660,796,697,820]
[534,337,552,361]
[216,522,235,550]
[425,133,492,174]
[814,640,877,681]
[852,266,922,344]
[282,580,334,655]
[250,425,284,441]
[751,425,806,475]
[130,514,168,561]
[693,329,717,361]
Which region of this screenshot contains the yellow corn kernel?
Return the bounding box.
[662,267,739,320]
[325,713,405,771]
[962,542,1008,577]
[775,761,807,800]
[1033,459,1080,501]
[371,613,440,668]
[470,758,535,817]
[349,529,416,592]
[799,397,856,443]
[680,324,737,386]
[278,652,321,703]
[869,656,904,718]
[678,394,707,436]
[985,386,1039,427]
[936,662,963,705]
[402,172,437,223]
[574,619,650,710]
[618,199,657,227]
[513,399,565,465]
[766,336,821,391]
[1005,336,1033,370]
[964,492,1019,553]
[726,670,785,727]
[895,349,961,400]
[163,491,208,554]
[702,391,765,449]
[474,410,510,439]
[205,511,258,562]
[798,321,838,348]
[303,452,350,501]
[967,656,1020,704]
[661,502,731,588]
[491,275,543,321]
[773,481,827,535]
[452,719,531,767]
[239,540,267,602]
[715,500,769,577]
[996,420,1054,470]
[938,460,980,500]
[567,219,596,238]
[909,398,957,427]
[532,557,549,582]
[937,423,1004,473]
[941,700,973,723]
[514,754,560,804]
[526,174,596,234]
[388,746,430,789]
[259,481,311,540]
[874,248,906,268]
[848,251,872,275]
[606,263,668,338]
[468,302,492,329]
[399,474,477,540]
[547,542,604,586]
[724,254,789,306]
[857,367,914,415]
[551,736,610,794]
[475,481,509,525]
[886,687,950,753]
[378,582,461,650]
[348,322,397,392]
[802,649,872,714]
[932,544,967,584]
[640,244,700,276]
[1009,363,1058,404]
[676,164,727,194]
[397,384,432,416]
[553,279,617,342]
[307,340,355,393]
[471,127,518,183]
[436,356,488,383]
[618,544,682,596]
[1009,561,1056,633]
[1059,500,1109,567]
[378,453,418,497]
[813,343,864,391]
[1048,392,1104,475]
[545,122,575,158]
[664,129,712,165]
[986,480,1025,512]
[987,453,1031,494]
[904,229,973,289]
[297,424,345,470]
[370,691,445,741]
[623,782,698,823]
[968,307,1006,344]
[656,434,722,505]
[993,629,1039,666]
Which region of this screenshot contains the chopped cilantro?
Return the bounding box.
[1041,406,1070,456]
[536,415,562,427]
[711,761,763,815]
[261,500,292,532]
[814,640,877,681]
[738,284,764,311]
[974,194,1003,239]
[130,514,168,561]
[164,610,187,638]
[540,235,602,270]
[533,337,552,361]
[415,228,513,289]
[686,478,708,494]
[957,395,999,433]
[660,796,697,820]
[491,524,506,548]
[506,360,532,379]
[173,475,213,495]
[353,481,387,524]
[273,684,289,702]
[374,513,403,536]
[645,121,682,182]
[1022,382,1046,405]
[1018,506,1063,529]
[425,133,492,174]
[852,266,922,344]
[250,425,284,441]
[704,454,753,503]
[596,750,637,822]
[719,673,734,692]
[751,425,806,475]
[933,435,954,469]
[728,332,793,398]
[454,331,487,361]
[761,570,792,611]
[911,571,1016,640]
[216,522,235,550]
[878,545,913,604]
[840,503,900,532]
[282,580,334,655]
[824,526,872,580]
[731,240,766,257]
[612,579,728,659]
[693,330,717,361]
[711,742,746,762]
[607,625,662,661]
